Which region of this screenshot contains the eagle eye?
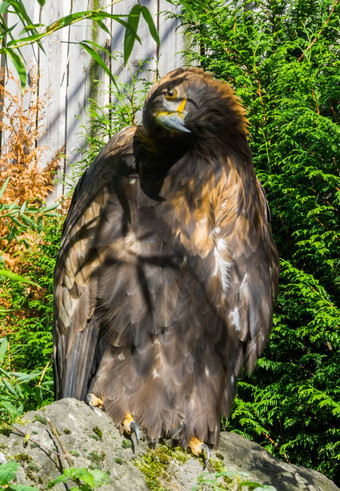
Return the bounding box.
[165,87,178,100]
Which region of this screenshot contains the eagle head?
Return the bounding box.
[142,67,248,145]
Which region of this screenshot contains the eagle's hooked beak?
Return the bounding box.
[155,98,191,134]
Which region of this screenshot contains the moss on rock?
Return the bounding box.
[134,444,189,489]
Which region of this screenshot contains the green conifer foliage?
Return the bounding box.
[178,0,339,481]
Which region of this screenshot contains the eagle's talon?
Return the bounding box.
[86,393,104,416]
[189,437,211,470]
[129,420,140,445]
[122,413,140,446]
[201,443,211,470]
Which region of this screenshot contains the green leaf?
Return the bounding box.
[0,2,9,15]
[79,41,119,91]
[92,13,132,32]
[19,214,36,227]
[45,11,94,31]
[8,215,27,228]
[87,468,110,487]
[93,19,111,37]
[0,400,20,419]
[123,4,141,64]
[0,365,11,377]
[0,337,8,360]
[141,6,160,46]
[19,23,44,35]
[42,11,128,34]
[0,461,20,486]
[7,0,33,26]
[6,32,43,46]
[11,371,41,382]
[3,379,18,397]
[8,484,39,490]
[6,200,19,212]
[41,202,59,212]
[48,467,110,488]
[0,269,39,286]
[48,467,88,487]
[0,177,10,200]
[3,47,26,90]
[0,21,18,40]
[179,1,199,23]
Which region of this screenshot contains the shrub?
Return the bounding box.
[0,70,63,412]
[0,214,63,414]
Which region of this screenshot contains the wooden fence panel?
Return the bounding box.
[158,1,187,75]
[37,0,71,199]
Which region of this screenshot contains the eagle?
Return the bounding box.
[53,67,279,460]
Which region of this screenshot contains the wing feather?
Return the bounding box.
[214,162,279,373]
[53,126,137,399]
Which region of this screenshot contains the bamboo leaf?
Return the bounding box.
[0,337,8,360]
[19,22,44,35]
[6,31,45,46]
[3,378,18,397]
[12,371,41,381]
[19,214,36,227]
[141,6,160,46]
[0,177,10,199]
[0,22,18,40]
[79,41,119,91]
[9,0,34,26]
[8,215,27,227]
[124,4,141,64]
[0,269,39,287]
[90,12,130,27]
[3,47,26,90]
[0,1,9,14]
[80,39,114,60]
[94,18,111,37]
[40,202,59,212]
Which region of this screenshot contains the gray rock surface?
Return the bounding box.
[0,398,337,490]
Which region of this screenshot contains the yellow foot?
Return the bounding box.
[189,436,211,470]
[122,412,140,445]
[86,393,104,416]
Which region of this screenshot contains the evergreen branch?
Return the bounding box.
[261,430,289,462]
[298,0,339,62]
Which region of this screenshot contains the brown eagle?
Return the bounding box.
[53,67,279,458]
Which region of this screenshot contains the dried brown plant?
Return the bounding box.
[0,70,60,204]
[0,70,61,265]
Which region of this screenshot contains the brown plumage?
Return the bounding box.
[53,67,279,449]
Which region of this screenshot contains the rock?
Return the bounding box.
[0,398,338,490]
[217,433,338,491]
